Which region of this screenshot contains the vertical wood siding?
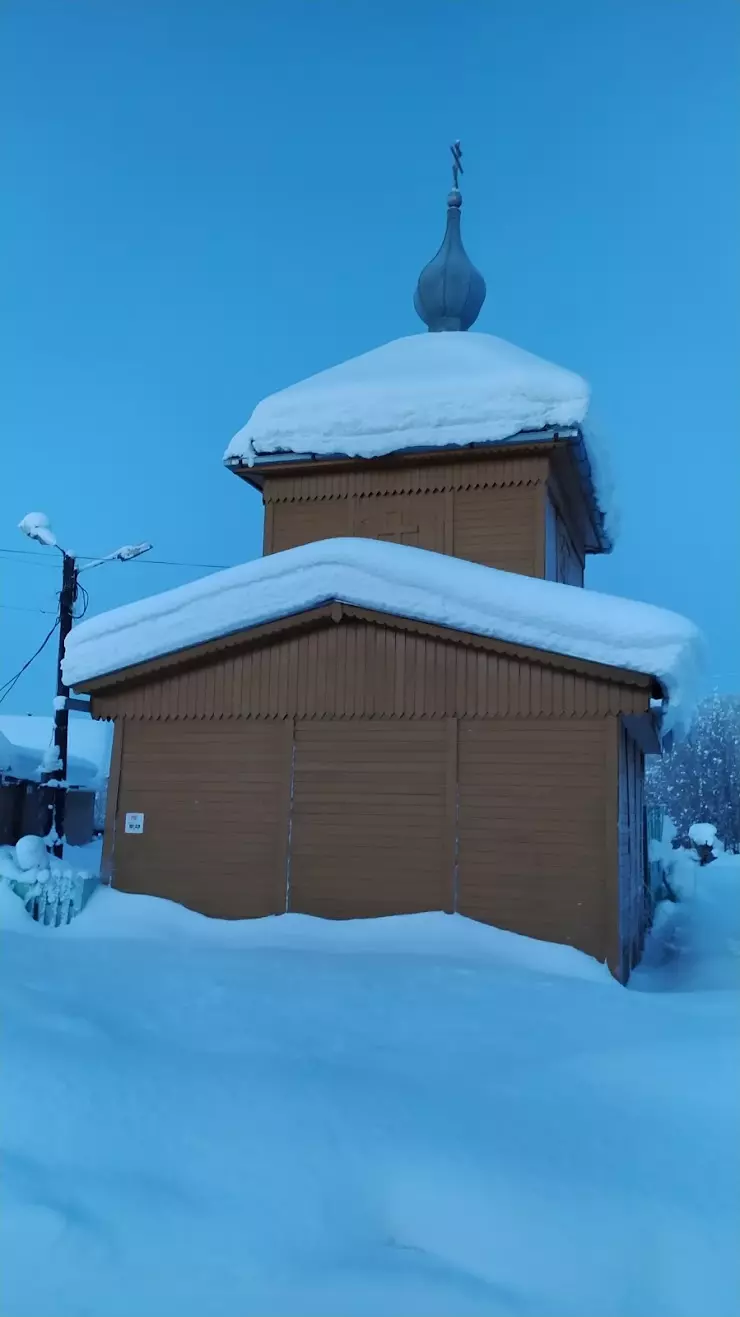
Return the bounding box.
[457,719,613,962]
[113,721,291,917]
[288,721,453,918]
[91,621,651,723]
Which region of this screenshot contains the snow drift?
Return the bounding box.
[1,857,739,1317]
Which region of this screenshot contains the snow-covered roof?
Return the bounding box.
[0,716,112,788]
[224,332,612,549]
[64,538,702,729]
[226,333,589,466]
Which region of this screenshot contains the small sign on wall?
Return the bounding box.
[124,812,145,835]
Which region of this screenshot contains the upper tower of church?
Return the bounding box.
[224,146,611,588]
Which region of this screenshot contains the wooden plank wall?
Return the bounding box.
[457,719,611,962]
[105,713,621,968]
[265,453,549,576]
[91,621,652,723]
[112,721,292,917]
[288,721,453,918]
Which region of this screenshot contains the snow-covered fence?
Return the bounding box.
[26,875,83,928]
[1,835,100,928]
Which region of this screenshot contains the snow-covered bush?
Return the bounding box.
[688,822,718,866]
[14,833,50,873]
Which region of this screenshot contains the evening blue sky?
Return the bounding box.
[2,0,738,714]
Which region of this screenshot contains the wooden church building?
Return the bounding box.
[65,151,698,981]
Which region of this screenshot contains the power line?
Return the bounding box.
[0,616,60,708]
[2,547,230,568]
[0,547,231,570]
[0,603,58,615]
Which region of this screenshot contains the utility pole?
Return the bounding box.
[40,552,78,858]
[19,512,152,861]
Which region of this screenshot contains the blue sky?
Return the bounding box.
[2,0,738,714]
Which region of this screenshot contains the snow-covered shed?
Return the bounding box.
[0,716,112,847]
[65,157,701,981]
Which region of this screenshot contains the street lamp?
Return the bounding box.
[18,513,152,857]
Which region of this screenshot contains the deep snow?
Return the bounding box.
[1,857,739,1317]
[62,537,703,729]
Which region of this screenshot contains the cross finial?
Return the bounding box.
[450,140,463,190]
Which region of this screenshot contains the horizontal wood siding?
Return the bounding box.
[354,491,446,552]
[288,721,452,917]
[457,719,612,961]
[453,485,540,574]
[270,498,353,553]
[91,620,651,723]
[113,721,291,917]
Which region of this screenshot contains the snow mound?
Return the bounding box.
[0,729,40,782]
[4,882,611,981]
[689,823,718,848]
[63,537,703,727]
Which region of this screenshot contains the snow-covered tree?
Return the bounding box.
[646,692,740,851]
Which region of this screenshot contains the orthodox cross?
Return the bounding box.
[450,140,463,189]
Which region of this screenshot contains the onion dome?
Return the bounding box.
[413,141,486,332]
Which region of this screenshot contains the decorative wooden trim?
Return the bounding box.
[232,439,559,490]
[101,719,124,885]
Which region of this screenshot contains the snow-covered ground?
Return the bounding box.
[1,858,739,1317]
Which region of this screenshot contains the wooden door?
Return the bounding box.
[113,721,292,917]
[288,720,454,918]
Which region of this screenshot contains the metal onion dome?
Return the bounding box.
[413,141,486,332]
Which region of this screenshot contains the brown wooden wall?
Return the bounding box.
[91,616,653,974]
[90,616,652,724]
[263,451,551,577]
[457,719,611,961]
[103,713,620,968]
[111,720,292,916]
[288,721,455,919]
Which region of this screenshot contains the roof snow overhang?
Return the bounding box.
[73,601,663,700]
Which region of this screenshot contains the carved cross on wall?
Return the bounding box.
[450,140,463,189]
